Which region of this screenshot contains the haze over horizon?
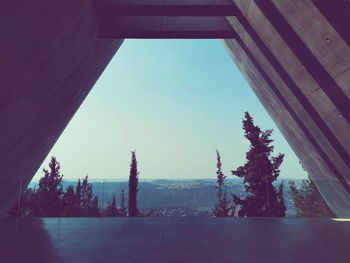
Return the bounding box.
[32,39,307,182]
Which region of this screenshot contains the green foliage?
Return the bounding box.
[102,189,129,217]
[80,176,98,216]
[35,157,64,217]
[9,157,101,217]
[289,178,334,218]
[8,154,143,218]
[90,196,100,217]
[61,176,100,217]
[212,194,234,217]
[128,151,139,217]
[104,194,118,217]
[119,190,127,216]
[61,185,76,216]
[232,112,286,217]
[212,150,235,217]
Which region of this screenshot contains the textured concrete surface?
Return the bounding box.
[223,0,350,217]
[94,0,236,16]
[1,217,350,263]
[96,0,236,38]
[98,16,235,38]
[0,0,123,216]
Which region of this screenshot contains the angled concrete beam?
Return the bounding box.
[94,0,236,16]
[98,16,236,38]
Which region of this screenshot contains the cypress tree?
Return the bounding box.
[232,112,286,217]
[128,151,139,217]
[119,190,127,217]
[74,179,83,216]
[81,175,93,216]
[212,150,234,217]
[36,156,64,216]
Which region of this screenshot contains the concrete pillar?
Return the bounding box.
[224,0,350,217]
[0,0,123,215]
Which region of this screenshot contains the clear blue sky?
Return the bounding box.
[33,39,307,181]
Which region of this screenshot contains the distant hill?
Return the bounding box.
[29,178,301,217]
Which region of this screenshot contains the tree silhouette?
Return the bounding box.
[119,190,127,216]
[232,112,286,217]
[62,185,76,216]
[62,176,100,217]
[104,194,118,217]
[74,179,83,215]
[89,196,100,217]
[289,178,334,217]
[212,150,234,217]
[80,176,94,216]
[35,157,64,216]
[128,151,139,217]
[7,159,103,217]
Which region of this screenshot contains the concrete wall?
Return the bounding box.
[0,0,123,215]
[1,0,350,217]
[223,0,350,217]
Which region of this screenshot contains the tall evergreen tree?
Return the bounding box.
[289,178,334,217]
[104,194,118,217]
[62,176,100,217]
[62,185,76,216]
[212,150,234,217]
[80,176,94,216]
[9,169,101,217]
[232,112,286,217]
[74,178,83,215]
[35,157,64,216]
[128,151,139,217]
[119,190,127,217]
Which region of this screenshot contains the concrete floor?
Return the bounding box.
[1,217,350,263]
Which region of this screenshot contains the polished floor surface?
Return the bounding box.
[1,217,350,263]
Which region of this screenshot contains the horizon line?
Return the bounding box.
[30,177,304,183]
